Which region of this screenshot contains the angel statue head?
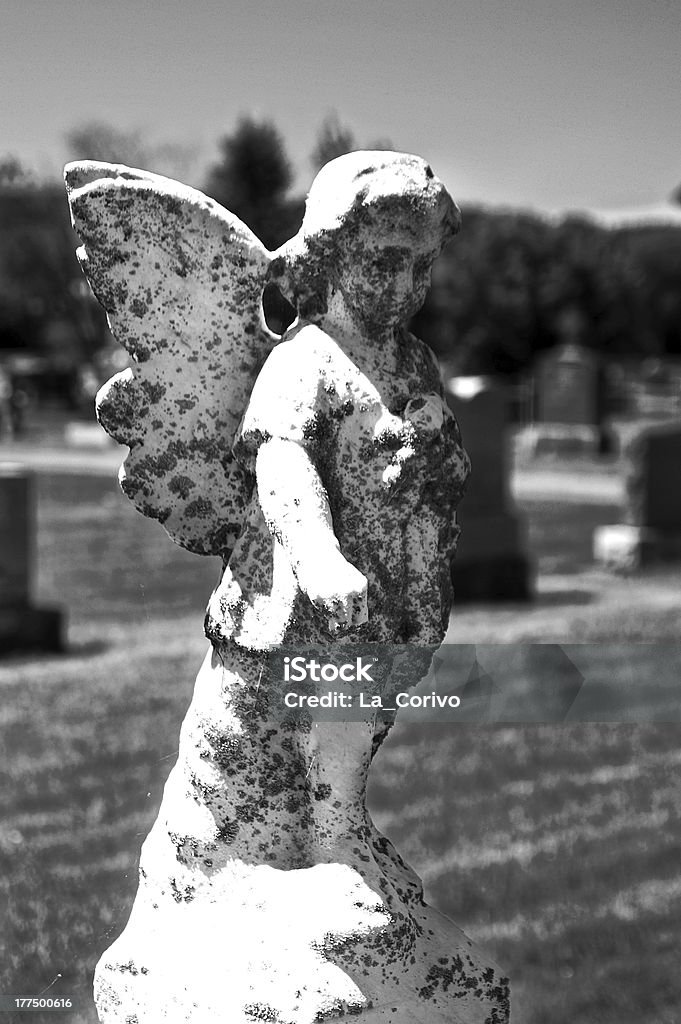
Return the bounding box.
[268,151,461,331]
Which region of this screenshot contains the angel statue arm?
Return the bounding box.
[256,437,368,633]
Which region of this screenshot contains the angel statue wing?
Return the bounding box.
[64,161,277,557]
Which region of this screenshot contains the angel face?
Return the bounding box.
[274,151,460,332]
[336,236,440,329]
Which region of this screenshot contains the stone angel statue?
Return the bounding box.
[65,152,508,1024]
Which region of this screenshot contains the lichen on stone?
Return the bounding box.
[67,153,508,1024]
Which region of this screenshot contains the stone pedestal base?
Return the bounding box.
[95,862,508,1024]
[453,514,533,602]
[593,524,681,571]
[93,647,510,1024]
[0,604,64,655]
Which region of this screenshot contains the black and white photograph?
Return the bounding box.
[1,2,680,1021]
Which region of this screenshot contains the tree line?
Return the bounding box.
[414,208,681,373]
[1,114,680,406]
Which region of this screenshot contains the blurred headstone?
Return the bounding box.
[528,343,613,455]
[0,368,12,439]
[64,421,116,448]
[537,343,598,425]
[446,376,532,601]
[0,466,63,653]
[632,358,681,420]
[594,421,681,569]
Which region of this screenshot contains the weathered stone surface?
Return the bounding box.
[65,161,275,558]
[95,652,508,1024]
[67,152,509,1023]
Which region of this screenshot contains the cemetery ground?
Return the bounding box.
[1,465,681,1024]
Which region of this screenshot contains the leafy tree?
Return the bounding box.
[0,156,33,188]
[413,207,651,375]
[310,112,357,171]
[365,136,394,152]
[310,113,394,173]
[66,122,149,168]
[0,179,109,379]
[616,225,681,356]
[204,117,303,249]
[65,121,199,182]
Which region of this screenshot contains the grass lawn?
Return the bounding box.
[1,472,680,1023]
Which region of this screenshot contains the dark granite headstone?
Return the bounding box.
[446,377,532,601]
[594,422,681,569]
[625,423,681,531]
[0,468,31,608]
[0,465,63,654]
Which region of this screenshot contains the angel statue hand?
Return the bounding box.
[297,547,368,635]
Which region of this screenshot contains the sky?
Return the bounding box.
[2,0,680,213]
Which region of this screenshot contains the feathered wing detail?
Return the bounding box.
[64,161,276,557]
